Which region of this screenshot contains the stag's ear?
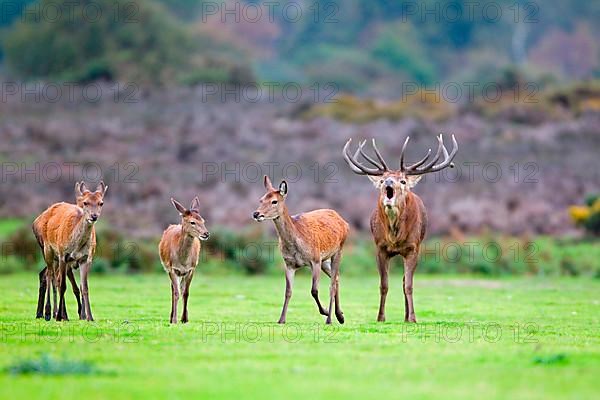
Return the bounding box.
[96,181,108,196]
[407,175,422,188]
[171,198,187,215]
[190,196,200,213]
[278,180,288,197]
[263,175,274,190]
[367,175,383,187]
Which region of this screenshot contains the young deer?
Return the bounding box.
[253,176,349,324]
[159,197,209,324]
[34,183,88,320]
[343,135,458,322]
[32,181,107,321]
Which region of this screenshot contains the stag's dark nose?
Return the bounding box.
[384,178,394,187]
[253,211,260,219]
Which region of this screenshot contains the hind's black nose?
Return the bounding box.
[90,214,98,221]
[253,211,260,219]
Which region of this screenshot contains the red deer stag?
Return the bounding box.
[159,197,210,324]
[343,135,458,322]
[253,176,349,324]
[32,181,107,321]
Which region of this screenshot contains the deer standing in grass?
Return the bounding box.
[159,197,210,324]
[32,181,107,321]
[34,183,91,320]
[253,176,349,324]
[343,135,458,322]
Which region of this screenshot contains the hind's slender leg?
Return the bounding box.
[36,267,48,318]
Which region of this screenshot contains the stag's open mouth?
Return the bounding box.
[385,186,395,200]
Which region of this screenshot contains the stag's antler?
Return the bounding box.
[400,134,458,175]
[343,139,388,176]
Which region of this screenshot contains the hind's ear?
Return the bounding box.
[96,181,108,196]
[190,196,200,213]
[75,181,84,197]
[264,175,274,191]
[171,198,187,215]
[279,180,288,197]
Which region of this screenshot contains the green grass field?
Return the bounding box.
[0,273,598,399]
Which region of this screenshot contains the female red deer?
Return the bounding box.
[159,197,210,324]
[253,176,349,324]
[32,181,107,321]
[343,135,458,322]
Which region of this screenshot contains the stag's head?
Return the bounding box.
[75,181,108,224]
[253,175,287,222]
[171,197,210,241]
[343,135,458,210]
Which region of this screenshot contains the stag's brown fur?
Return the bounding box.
[159,197,209,324]
[343,135,457,323]
[254,176,348,324]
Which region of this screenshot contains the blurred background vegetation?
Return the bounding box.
[0,0,599,277]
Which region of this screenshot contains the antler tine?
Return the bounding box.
[342,139,386,176]
[357,140,386,170]
[405,148,432,171]
[406,134,459,175]
[414,135,444,172]
[399,136,410,171]
[371,139,389,171]
[343,139,387,176]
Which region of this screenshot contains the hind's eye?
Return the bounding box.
[400,180,407,185]
[190,221,196,225]
[83,202,88,206]
[99,202,104,206]
[271,200,278,205]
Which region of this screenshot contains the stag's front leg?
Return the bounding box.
[79,262,93,321]
[278,266,295,324]
[403,254,418,323]
[376,250,390,322]
[310,261,329,317]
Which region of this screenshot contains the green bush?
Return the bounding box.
[2,0,195,85]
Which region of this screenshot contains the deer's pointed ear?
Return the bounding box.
[75,181,84,197]
[171,198,187,215]
[264,175,274,190]
[407,175,422,188]
[279,180,288,197]
[190,196,200,213]
[96,181,108,196]
[79,181,89,194]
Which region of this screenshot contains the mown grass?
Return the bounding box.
[0,273,598,399]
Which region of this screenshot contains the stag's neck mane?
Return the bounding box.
[378,192,412,239]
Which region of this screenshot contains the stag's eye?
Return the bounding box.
[99,202,104,206]
[190,221,196,225]
[271,200,278,205]
[400,179,407,185]
[83,202,89,206]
